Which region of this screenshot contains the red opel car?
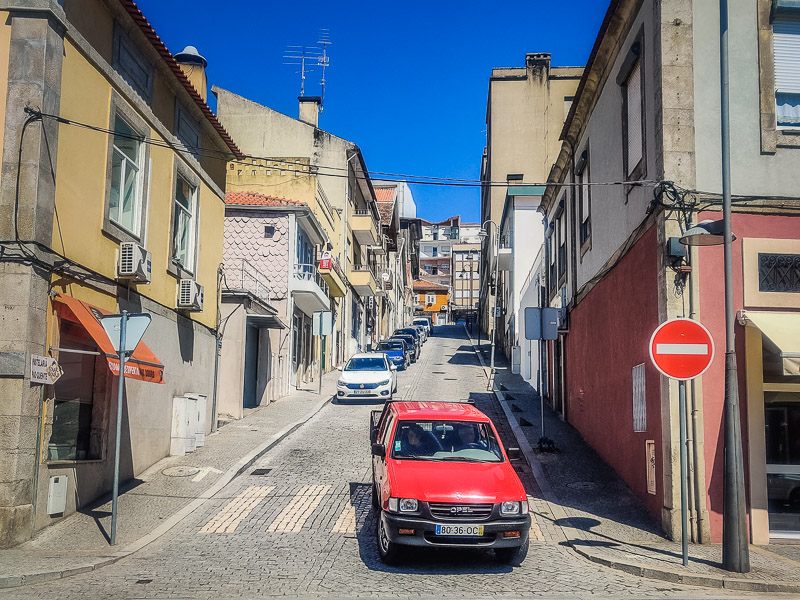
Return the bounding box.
[370,401,531,565]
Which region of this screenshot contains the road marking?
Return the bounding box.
[200,485,274,534]
[332,503,356,534]
[267,484,331,532]
[191,466,223,482]
[655,343,708,355]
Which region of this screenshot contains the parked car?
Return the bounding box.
[336,353,397,401]
[390,336,416,364]
[411,324,428,343]
[377,339,407,371]
[413,316,433,336]
[413,317,432,336]
[392,334,419,362]
[370,401,530,565]
[394,327,423,349]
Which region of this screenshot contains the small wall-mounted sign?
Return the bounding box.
[30,354,63,385]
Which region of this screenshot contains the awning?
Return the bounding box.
[246,313,287,329]
[743,310,800,376]
[54,294,165,383]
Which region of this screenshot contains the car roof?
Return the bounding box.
[389,401,488,422]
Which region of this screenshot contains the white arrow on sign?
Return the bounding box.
[655,344,709,355]
[191,466,223,483]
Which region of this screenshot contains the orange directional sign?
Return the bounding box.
[649,318,715,381]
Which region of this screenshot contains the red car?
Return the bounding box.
[370,401,530,565]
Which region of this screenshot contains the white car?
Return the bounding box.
[336,353,398,401]
[413,317,431,336]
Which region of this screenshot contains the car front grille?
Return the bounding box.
[346,382,379,389]
[429,503,494,520]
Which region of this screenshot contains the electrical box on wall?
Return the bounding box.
[47,475,68,515]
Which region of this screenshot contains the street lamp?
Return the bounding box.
[479,220,500,375]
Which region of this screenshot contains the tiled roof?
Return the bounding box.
[226,191,305,207]
[374,187,395,203]
[413,279,449,291]
[120,0,243,159]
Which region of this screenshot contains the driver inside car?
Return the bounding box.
[455,423,488,451]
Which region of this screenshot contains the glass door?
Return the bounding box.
[765,391,800,537]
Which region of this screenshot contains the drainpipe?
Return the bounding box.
[211,263,223,432]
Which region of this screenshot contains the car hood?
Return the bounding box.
[338,371,390,384]
[387,459,525,503]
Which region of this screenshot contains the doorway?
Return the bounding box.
[243,324,259,409]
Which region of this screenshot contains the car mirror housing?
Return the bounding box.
[337,365,343,371]
[371,443,386,458]
[507,447,521,460]
[390,364,397,371]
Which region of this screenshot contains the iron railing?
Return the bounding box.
[223,258,273,304]
[294,263,330,297]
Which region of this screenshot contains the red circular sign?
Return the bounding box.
[649,318,715,380]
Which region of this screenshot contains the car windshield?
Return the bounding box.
[391,420,503,463]
[345,357,387,371]
[377,341,404,351]
[413,320,427,326]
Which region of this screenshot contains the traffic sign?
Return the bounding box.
[649,318,715,380]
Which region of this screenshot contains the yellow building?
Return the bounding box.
[0,0,239,545]
[413,280,450,326]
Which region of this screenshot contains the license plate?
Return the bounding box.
[435,524,484,536]
[352,389,371,395]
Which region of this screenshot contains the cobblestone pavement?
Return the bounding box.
[1,327,775,599]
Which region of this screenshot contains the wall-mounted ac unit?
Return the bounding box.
[118,242,151,283]
[177,279,204,311]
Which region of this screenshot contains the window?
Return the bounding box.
[632,363,646,432]
[175,104,201,159]
[564,96,575,122]
[425,293,436,305]
[623,59,644,177]
[172,175,197,271]
[432,247,438,257]
[423,245,434,255]
[109,115,142,234]
[113,24,153,102]
[774,15,800,127]
[577,149,591,249]
[558,210,566,280]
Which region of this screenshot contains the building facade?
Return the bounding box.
[541,0,800,544]
[0,0,238,545]
[413,280,450,326]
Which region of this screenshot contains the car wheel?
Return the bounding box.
[376,513,401,564]
[495,539,529,566]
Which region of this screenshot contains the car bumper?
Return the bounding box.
[336,383,393,399]
[380,512,530,549]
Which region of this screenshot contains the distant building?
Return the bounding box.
[413,280,450,326]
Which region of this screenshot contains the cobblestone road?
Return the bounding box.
[2,327,768,599]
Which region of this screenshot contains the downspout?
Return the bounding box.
[211,263,223,432]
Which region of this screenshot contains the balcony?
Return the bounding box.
[222,258,273,306]
[292,263,330,315]
[317,255,347,297]
[351,209,379,246]
[349,263,378,297]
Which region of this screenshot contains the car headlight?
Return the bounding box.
[337,380,347,387]
[378,379,390,386]
[500,501,521,515]
[388,497,418,513]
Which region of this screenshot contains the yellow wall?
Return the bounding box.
[418,292,449,313]
[53,39,224,329]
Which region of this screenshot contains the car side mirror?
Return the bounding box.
[371,443,386,458]
[337,365,343,371]
[507,447,521,460]
[390,364,397,371]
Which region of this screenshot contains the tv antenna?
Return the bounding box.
[317,29,331,109]
[283,44,322,97]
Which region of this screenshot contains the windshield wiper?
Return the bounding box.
[437,456,498,463]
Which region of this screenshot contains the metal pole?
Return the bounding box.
[719,0,750,573]
[539,338,545,440]
[110,310,128,546]
[679,380,689,566]
[490,227,499,374]
[318,335,324,395]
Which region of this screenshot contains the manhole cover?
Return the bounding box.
[566,481,604,490]
[444,378,457,381]
[161,466,200,477]
[432,371,445,374]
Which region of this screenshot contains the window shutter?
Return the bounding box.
[632,363,646,432]
[774,18,800,94]
[626,61,643,173]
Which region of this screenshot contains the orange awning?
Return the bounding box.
[54,293,165,384]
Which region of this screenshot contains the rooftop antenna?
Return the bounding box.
[316,29,331,110]
[283,44,322,97]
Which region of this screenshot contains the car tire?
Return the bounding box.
[376,513,401,564]
[495,539,529,566]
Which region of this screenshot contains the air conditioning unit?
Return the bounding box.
[118,242,151,283]
[177,279,204,311]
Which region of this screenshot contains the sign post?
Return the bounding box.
[313,311,333,395]
[99,311,151,545]
[649,318,715,567]
[524,307,559,440]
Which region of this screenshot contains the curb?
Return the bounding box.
[0,392,333,590]
[461,327,800,595]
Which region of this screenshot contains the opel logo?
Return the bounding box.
[450,506,471,515]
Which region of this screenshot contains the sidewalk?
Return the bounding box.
[464,328,800,594]
[0,371,338,589]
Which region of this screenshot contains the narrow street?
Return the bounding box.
[1,327,765,599]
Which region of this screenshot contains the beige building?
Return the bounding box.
[452,243,480,313]
[479,54,581,345]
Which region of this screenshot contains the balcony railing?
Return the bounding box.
[294,263,330,297]
[223,258,273,304]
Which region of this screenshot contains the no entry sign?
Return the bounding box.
[649,318,715,380]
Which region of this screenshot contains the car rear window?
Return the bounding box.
[390,420,503,463]
[378,341,404,351]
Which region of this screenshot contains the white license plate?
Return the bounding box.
[352,389,372,395]
[435,524,484,536]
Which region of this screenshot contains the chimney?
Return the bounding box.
[175,46,208,102]
[298,96,321,128]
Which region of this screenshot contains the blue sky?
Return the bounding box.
[136,0,608,223]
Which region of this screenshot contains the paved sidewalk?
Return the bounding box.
[0,371,338,589]
[463,327,800,594]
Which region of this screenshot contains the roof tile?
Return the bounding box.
[226,191,306,207]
